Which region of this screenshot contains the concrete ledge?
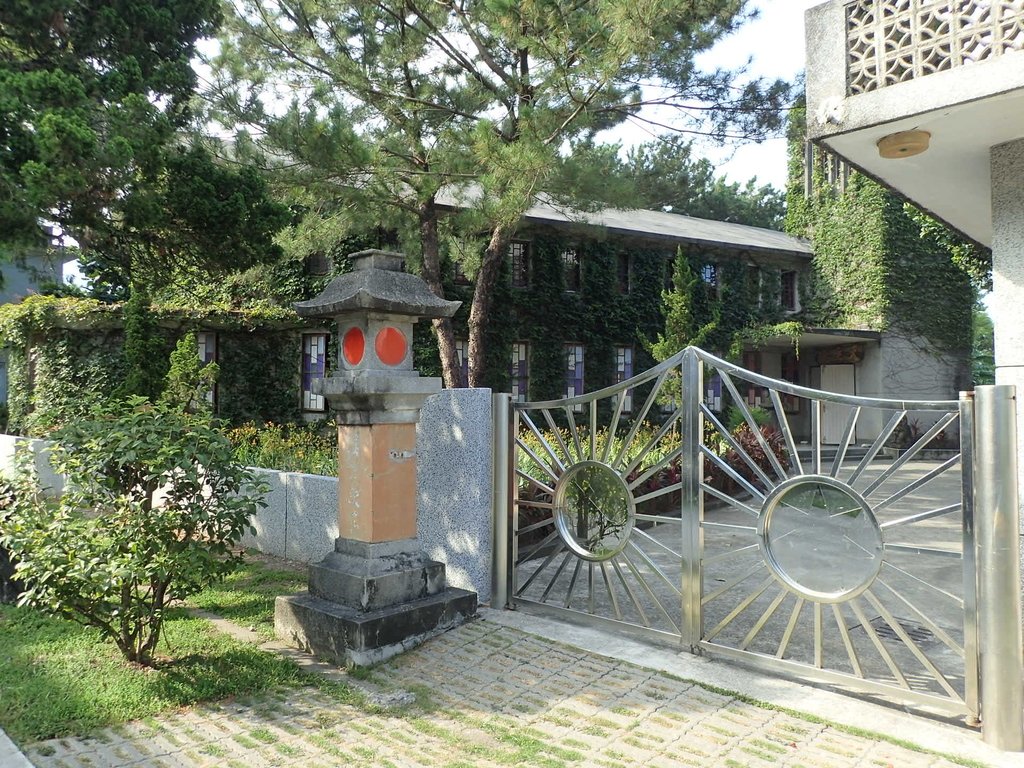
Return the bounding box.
[275,588,477,667]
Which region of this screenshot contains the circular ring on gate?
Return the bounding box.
[553,461,636,562]
[757,475,883,603]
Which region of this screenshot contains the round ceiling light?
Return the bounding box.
[877,130,931,159]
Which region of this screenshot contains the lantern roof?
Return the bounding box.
[294,250,461,320]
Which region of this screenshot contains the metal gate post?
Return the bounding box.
[974,384,1024,750]
[959,391,980,726]
[491,393,512,609]
[680,347,704,649]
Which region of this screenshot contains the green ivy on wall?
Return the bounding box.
[430,226,796,406]
[785,104,974,357]
[0,295,321,435]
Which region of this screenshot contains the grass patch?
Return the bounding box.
[186,555,307,640]
[0,604,309,744]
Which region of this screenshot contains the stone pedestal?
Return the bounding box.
[275,249,476,666]
[276,539,476,666]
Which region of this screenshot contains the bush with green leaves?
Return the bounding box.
[0,397,266,667]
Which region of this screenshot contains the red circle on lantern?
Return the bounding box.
[375,327,407,366]
[342,327,365,365]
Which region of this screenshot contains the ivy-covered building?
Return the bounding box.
[780,115,974,443]
[0,178,973,444]
[434,190,972,445]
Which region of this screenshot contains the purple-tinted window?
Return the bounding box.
[565,344,584,410]
[705,373,723,412]
[511,342,529,402]
[302,333,328,411]
[614,345,633,412]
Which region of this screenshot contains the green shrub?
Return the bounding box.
[0,397,267,667]
[227,421,337,476]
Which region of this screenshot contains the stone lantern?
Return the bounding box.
[275,249,477,666]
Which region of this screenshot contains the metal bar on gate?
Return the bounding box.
[810,400,823,475]
[974,385,1024,750]
[491,393,512,609]
[680,348,703,649]
[959,392,980,726]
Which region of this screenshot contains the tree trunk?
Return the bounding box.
[468,222,517,387]
[418,199,462,388]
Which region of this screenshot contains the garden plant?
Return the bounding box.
[1,397,267,667]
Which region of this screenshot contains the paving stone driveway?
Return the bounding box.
[23,618,972,768]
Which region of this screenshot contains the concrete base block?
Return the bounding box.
[308,553,446,612]
[275,588,477,666]
[307,537,447,612]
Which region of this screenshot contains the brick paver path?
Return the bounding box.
[24,619,972,768]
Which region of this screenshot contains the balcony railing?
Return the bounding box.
[846,0,1024,95]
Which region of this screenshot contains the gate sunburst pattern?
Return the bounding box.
[510,347,976,718]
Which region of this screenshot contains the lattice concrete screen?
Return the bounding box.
[846,0,1024,95]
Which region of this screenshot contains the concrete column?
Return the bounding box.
[337,423,418,542]
[991,139,1024,527]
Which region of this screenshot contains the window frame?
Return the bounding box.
[781,270,800,313]
[510,341,529,402]
[613,345,634,412]
[301,332,329,412]
[616,253,631,295]
[561,248,581,293]
[509,240,531,288]
[196,331,218,409]
[564,343,585,409]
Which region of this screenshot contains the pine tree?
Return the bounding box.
[207,0,791,386]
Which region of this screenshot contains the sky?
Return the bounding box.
[683,0,823,190]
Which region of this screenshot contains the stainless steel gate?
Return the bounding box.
[495,346,1023,743]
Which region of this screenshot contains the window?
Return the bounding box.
[455,339,469,386]
[700,263,718,296]
[562,248,581,292]
[747,265,763,307]
[305,252,331,276]
[781,271,799,312]
[616,254,631,294]
[197,332,218,407]
[614,346,634,412]
[509,241,530,288]
[510,342,529,402]
[705,373,723,412]
[301,333,328,411]
[741,350,765,407]
[780,352,800,413]
[565,344,584,409]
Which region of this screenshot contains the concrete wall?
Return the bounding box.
[0,435,63,495]
[239,469,339,563]
[416,389,493,605]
